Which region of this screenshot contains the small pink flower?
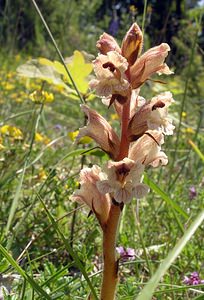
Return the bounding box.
[77,105,120,160]
[116,246,136,260]
[97,158,149,203]
[128,130,168,167]
[71,165,111,224]
[96,32,121,55]
[183,272,204,285]
[130,43,173,89]
[128,91,175,140]
[89,51,129,97]
[189,186,197,200]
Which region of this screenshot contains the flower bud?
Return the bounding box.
[121,23,143,66]
[96,33,121,55]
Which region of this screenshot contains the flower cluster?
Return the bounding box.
[183,272,204,285]
[71,23,174,225]
[29,90,54,104]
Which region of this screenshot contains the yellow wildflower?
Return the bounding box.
[185,127,195,134]
[35,132,44,142]
[29,90,54,104]
[35,132,50,144]
[68,130,92,144]
[0,125,23,140]
[110,113,119,120]
[4,83,15,91]
[38,168,47,181]
[182,112,187,118]
[68,130,79,142]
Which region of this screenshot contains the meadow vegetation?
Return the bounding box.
[0,1,204,299]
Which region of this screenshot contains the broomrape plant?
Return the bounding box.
[71,23,175,300]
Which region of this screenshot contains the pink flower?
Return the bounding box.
[97,158,149,204]
[96,32,121,55]
[128,91,175,140]
[128,130,168,167]
[147,92,175,135]
[183,272,204,285]
[89,51,129,97]
[71,165,111,224]
[116,246,136,260]
[130,43,173,89]
[77,105,120,160]
[189,186,197,200]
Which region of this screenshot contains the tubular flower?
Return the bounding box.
[77,105,120,160]
[71,165,111,224]
[89,51,129,97]
[128,91,175,140]
[147,92,175,135]
[130,43,173,89]
[97,158,149,204]
[96,33,121,55]
[128,130,168,167]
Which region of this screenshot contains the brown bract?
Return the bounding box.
[121,23,143,66]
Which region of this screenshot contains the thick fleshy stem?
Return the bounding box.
[116,93,131,161]
[100,94,131,299]
[100,202,123,300]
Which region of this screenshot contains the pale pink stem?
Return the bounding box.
[117,95,131,161]
[100,204,122,300]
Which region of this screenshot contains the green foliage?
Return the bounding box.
[0,1,204,299]
[0,0,103,55]
[17,50,94,101]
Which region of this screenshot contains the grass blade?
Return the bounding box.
[37,193,99,300]
[0,244,52,300]
[135,210,204,300]
[188,139,204,163]
[144,174,189,219]
[5,161,27,235]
